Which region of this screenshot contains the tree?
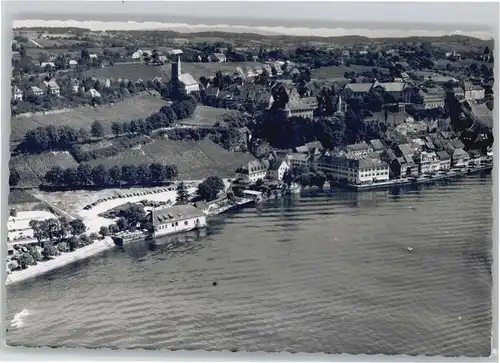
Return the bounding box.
[68,236,80,251]
[197,176,225,201]
[9,168,20,186]
[64,167,80,186]
[99,226,109,238]
[69,218,87,236]
[29,220,46,242]
[149,163,167,183]
[42,243,59,259]
[176,182,190,204]
[17,252,34,269]
[91,164,110,186]
[111,122,122,136]
[77,164,93,185]
[109,166,122,185]
[91,120,105,138]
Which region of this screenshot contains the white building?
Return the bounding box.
[463,82,485,102]
[287,153,312,171]
[171,50,200,94]
[316,154,389,185]
[235,160,268,183]
[267,159,290,181]
[12,86,23,101]
[416,151,440,174]
[41,79,60,96]
[88,88,101,98]
[150,205,207,238]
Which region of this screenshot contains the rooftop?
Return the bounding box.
[151,205,205,226]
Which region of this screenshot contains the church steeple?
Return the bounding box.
[170,49,183,81]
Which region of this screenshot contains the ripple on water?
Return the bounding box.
[6,175,493,356]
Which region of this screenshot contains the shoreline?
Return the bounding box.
[5,237,116,286]
[346,164,492,191]
[5,169,491,286]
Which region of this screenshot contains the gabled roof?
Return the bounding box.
[397,143,413,156]
[179,73,198,86]
[369,139,386,151]
[347,142,371,152]
[345,83,372,93]
[436,151,451,161]
[151,205,205,226]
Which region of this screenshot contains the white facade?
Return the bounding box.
[12,86,23,101]
[418,151,440,174]
[288,153,311,170]
[316,155,389,185]
[267,160,290,181]
[152,206,207,238]
[154,215,207,238]
[464,87,485,102]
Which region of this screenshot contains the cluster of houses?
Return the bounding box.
[234,130,491,187]
[12,77,104,101]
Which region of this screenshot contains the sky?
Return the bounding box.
[5,1,499,29]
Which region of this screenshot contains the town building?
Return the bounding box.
[40,61,55,69]
[28,86,44,97]
[415,151,440,174]
[436,151,451,171]
[68,59,78,68]
[41,79,60,96]
[288,153,312,171]
[171,50,200,94]
[208,53,227,62]
[88,88,101,98]
[345,142,373,157]
[283,98,316,119]
[12,86,23,101]
[235,160,268,183]
[369,139,386,154]
[419,88,445,109]
[316,154,390,185]
[451,148,471,167]
[267,159,290,181]
[150,205,207,238]
[463,82,485,102]
[70,78,80,93]
[343,80,415,103]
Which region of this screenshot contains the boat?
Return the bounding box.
[406,247,414,252]
[111,230,150,246]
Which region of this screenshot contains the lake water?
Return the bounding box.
[6,174,493,356]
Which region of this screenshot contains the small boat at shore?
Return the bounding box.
[111,230,151,246]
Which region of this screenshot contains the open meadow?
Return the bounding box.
[177,105,238,127]
[10,93,166,141]
[312,64,390,79]
[83,138,255,180]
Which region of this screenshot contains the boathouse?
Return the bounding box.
[150,205,207,238]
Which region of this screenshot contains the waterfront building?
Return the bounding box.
[235,160,268,183]
[150,205,207,238]
[415,151,440,174]
[316,154,389,185]
[436,151,452,171]
[369,139,387,154]
[451,149,471,167]
[267,159,290,181]
[287,153,312,171]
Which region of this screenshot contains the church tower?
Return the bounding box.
[170,50,183,81]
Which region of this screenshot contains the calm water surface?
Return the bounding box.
[6,174,493,356]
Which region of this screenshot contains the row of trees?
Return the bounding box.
[20,96,198,153]
[28,217,87,243]
[44,163,179,188]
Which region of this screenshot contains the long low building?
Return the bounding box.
[150,205,207,238]
[316,154,390,185]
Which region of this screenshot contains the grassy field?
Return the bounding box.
[24,151,79,179]
[8,189,41,205]
[83,148,153,168]
[10,151,79,187]
[82,138,255,180]
[9,155,41,187]
[172,61,264,80]
[10,93,166,141]
[178,106,238,127]
[312,65,390,79]
[83,63,170,82]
